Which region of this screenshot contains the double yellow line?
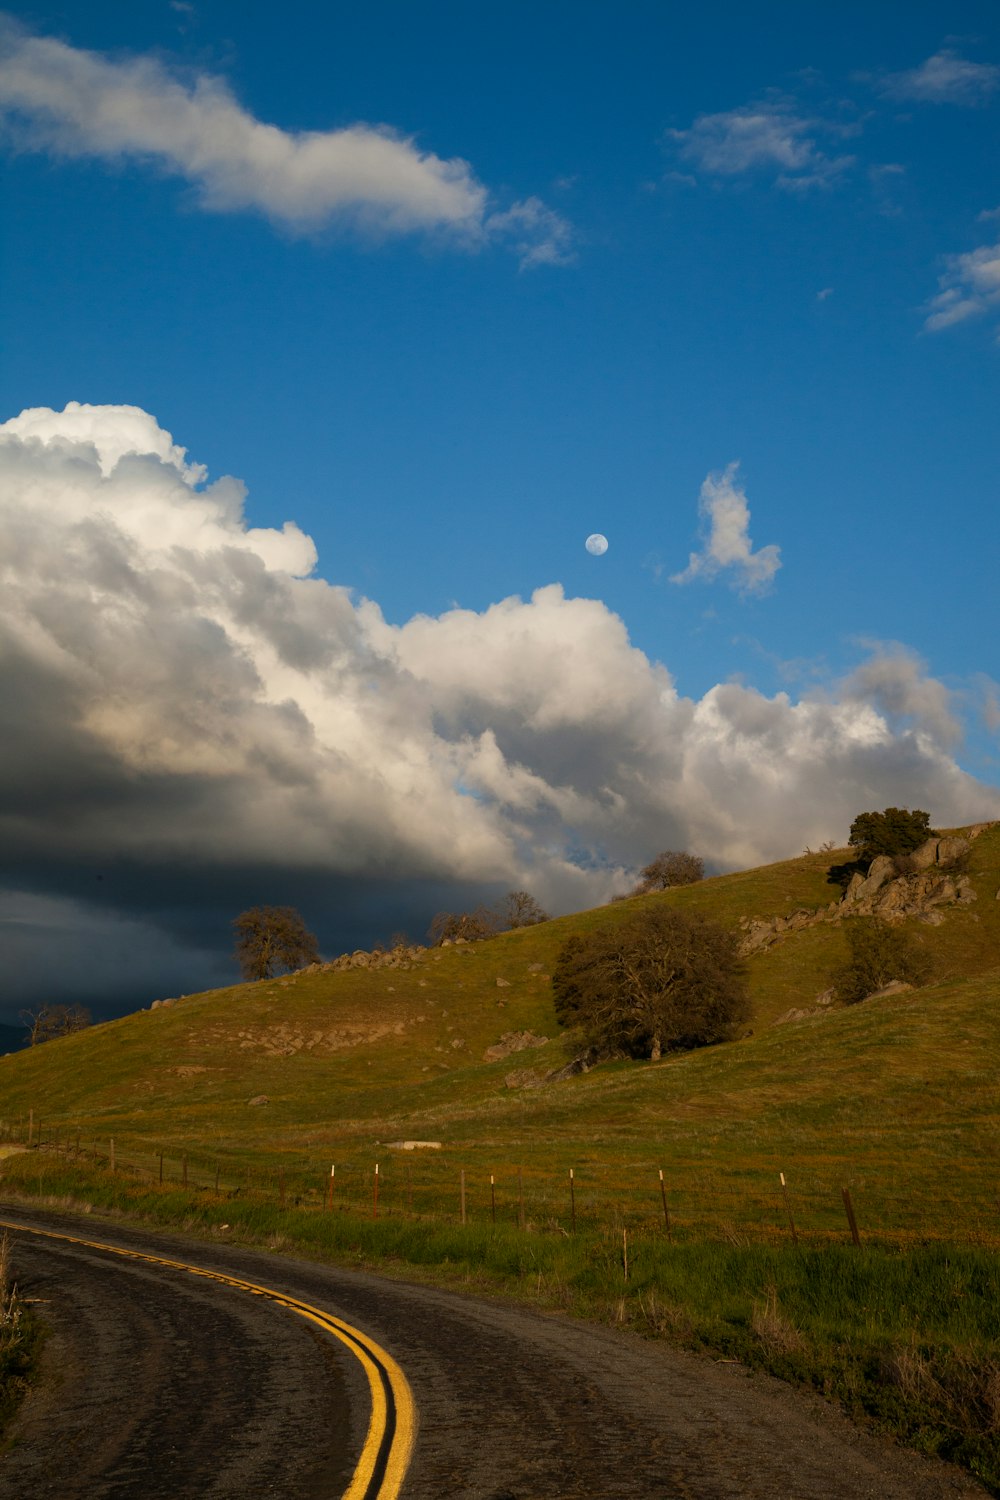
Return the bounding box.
[0,1219,415,1500]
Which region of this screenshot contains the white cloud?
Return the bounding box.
[880,49,1000,106]
[665,101,854,191]
[670,462,782,595]
[0,20,570,267]
[924,237,1000,333]
[1,404,996,983]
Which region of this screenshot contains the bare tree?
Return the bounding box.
[20,1004,91,1046]
[428,906,501,945]
[498,890,550,929]
[232,906,320,980]
[552,907,748,1060]
[634,851,704,892]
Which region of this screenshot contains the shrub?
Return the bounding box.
[831,917,931,1004]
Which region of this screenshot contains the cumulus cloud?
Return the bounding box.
[1,403,997,1014]
[665,100,854,191]
[0,20,570,267]
[879,49,1000,106]
[924,236,1000,333]
[670,463,781,594]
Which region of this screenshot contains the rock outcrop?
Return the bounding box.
[738,829,986,958]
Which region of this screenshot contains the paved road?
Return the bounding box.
[0,1204,987,1499]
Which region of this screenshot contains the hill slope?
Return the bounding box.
[2,825,997,1240]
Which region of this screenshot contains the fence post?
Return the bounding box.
[623,1228,629,1282]
[110,1138,115,1173]
[182,1152,188,1188]
[215,1162,221,1194]
[460,1169,466,1226]
[326,1164,335,1211]
[658,1168,672,1238]
[28,1109,33,1147]
[517,1167,525,1230]
[158,1152,164,1185]
[490,1173,496,1226]
[780,1172,799,1245]
[279,1167,285,1208]
[841,1187,862,1247]
[373,1162,379,1221]
[569,1168,576,1234]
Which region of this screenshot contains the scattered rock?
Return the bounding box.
[527,963,544,973]
[450,1037,467,1050]
[386,1140,442,1150]
[496,977,511,988]
[504,1068,543,1090]
[247,1094,269,1106]
[545,1046,602,1083]
[483,1030,549,1062]
[866,980,914,1000]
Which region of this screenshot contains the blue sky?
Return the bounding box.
[1,2,998,1018]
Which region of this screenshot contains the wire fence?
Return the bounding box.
[3,1112,997,1250]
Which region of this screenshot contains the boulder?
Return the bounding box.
[936,836,969,867]
[907,838,941,872]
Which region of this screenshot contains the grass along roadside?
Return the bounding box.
[0,1227,36,1445]
[2,1153,999,1493]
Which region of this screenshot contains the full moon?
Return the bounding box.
[585,533,609,555]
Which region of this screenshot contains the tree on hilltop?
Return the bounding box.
[21,1003,91,1046]
[848,808,936,867]
[552,907,749,1061]
[429,890,549,944]
[499,890,550,928]
[233,906,319,980]
[634,850,704,892]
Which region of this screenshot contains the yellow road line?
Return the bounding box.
[0,1219,415,1500]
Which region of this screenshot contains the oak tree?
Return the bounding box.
[232,906,320,980]
[553,907,749,1061]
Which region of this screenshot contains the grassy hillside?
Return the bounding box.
[1,824,997,1243]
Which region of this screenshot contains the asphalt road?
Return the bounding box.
[0,1204,987,1499]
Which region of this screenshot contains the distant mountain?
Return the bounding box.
[0,1023,27,1054]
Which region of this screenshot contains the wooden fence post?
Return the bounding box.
[28,1109,33,1147]
[158,1152,164,1185]
[569,1168,576,1234]
[373,1162,379,1221]
[490,1173,496,1226]
[182,1152,188,1188]
[658,1168,672,1238]
[460,1169,466,1225]
[517,1167,525,1230]
[279,1167,285,1208]
[780,1172,799,1245]
[326,1165,335,1211]
[110,1138,116,1173]
[215,1162,221,1194]
[623,1228,629,1282]
[841,1187,861,1247]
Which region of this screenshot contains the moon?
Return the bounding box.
[585,533,608,556]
